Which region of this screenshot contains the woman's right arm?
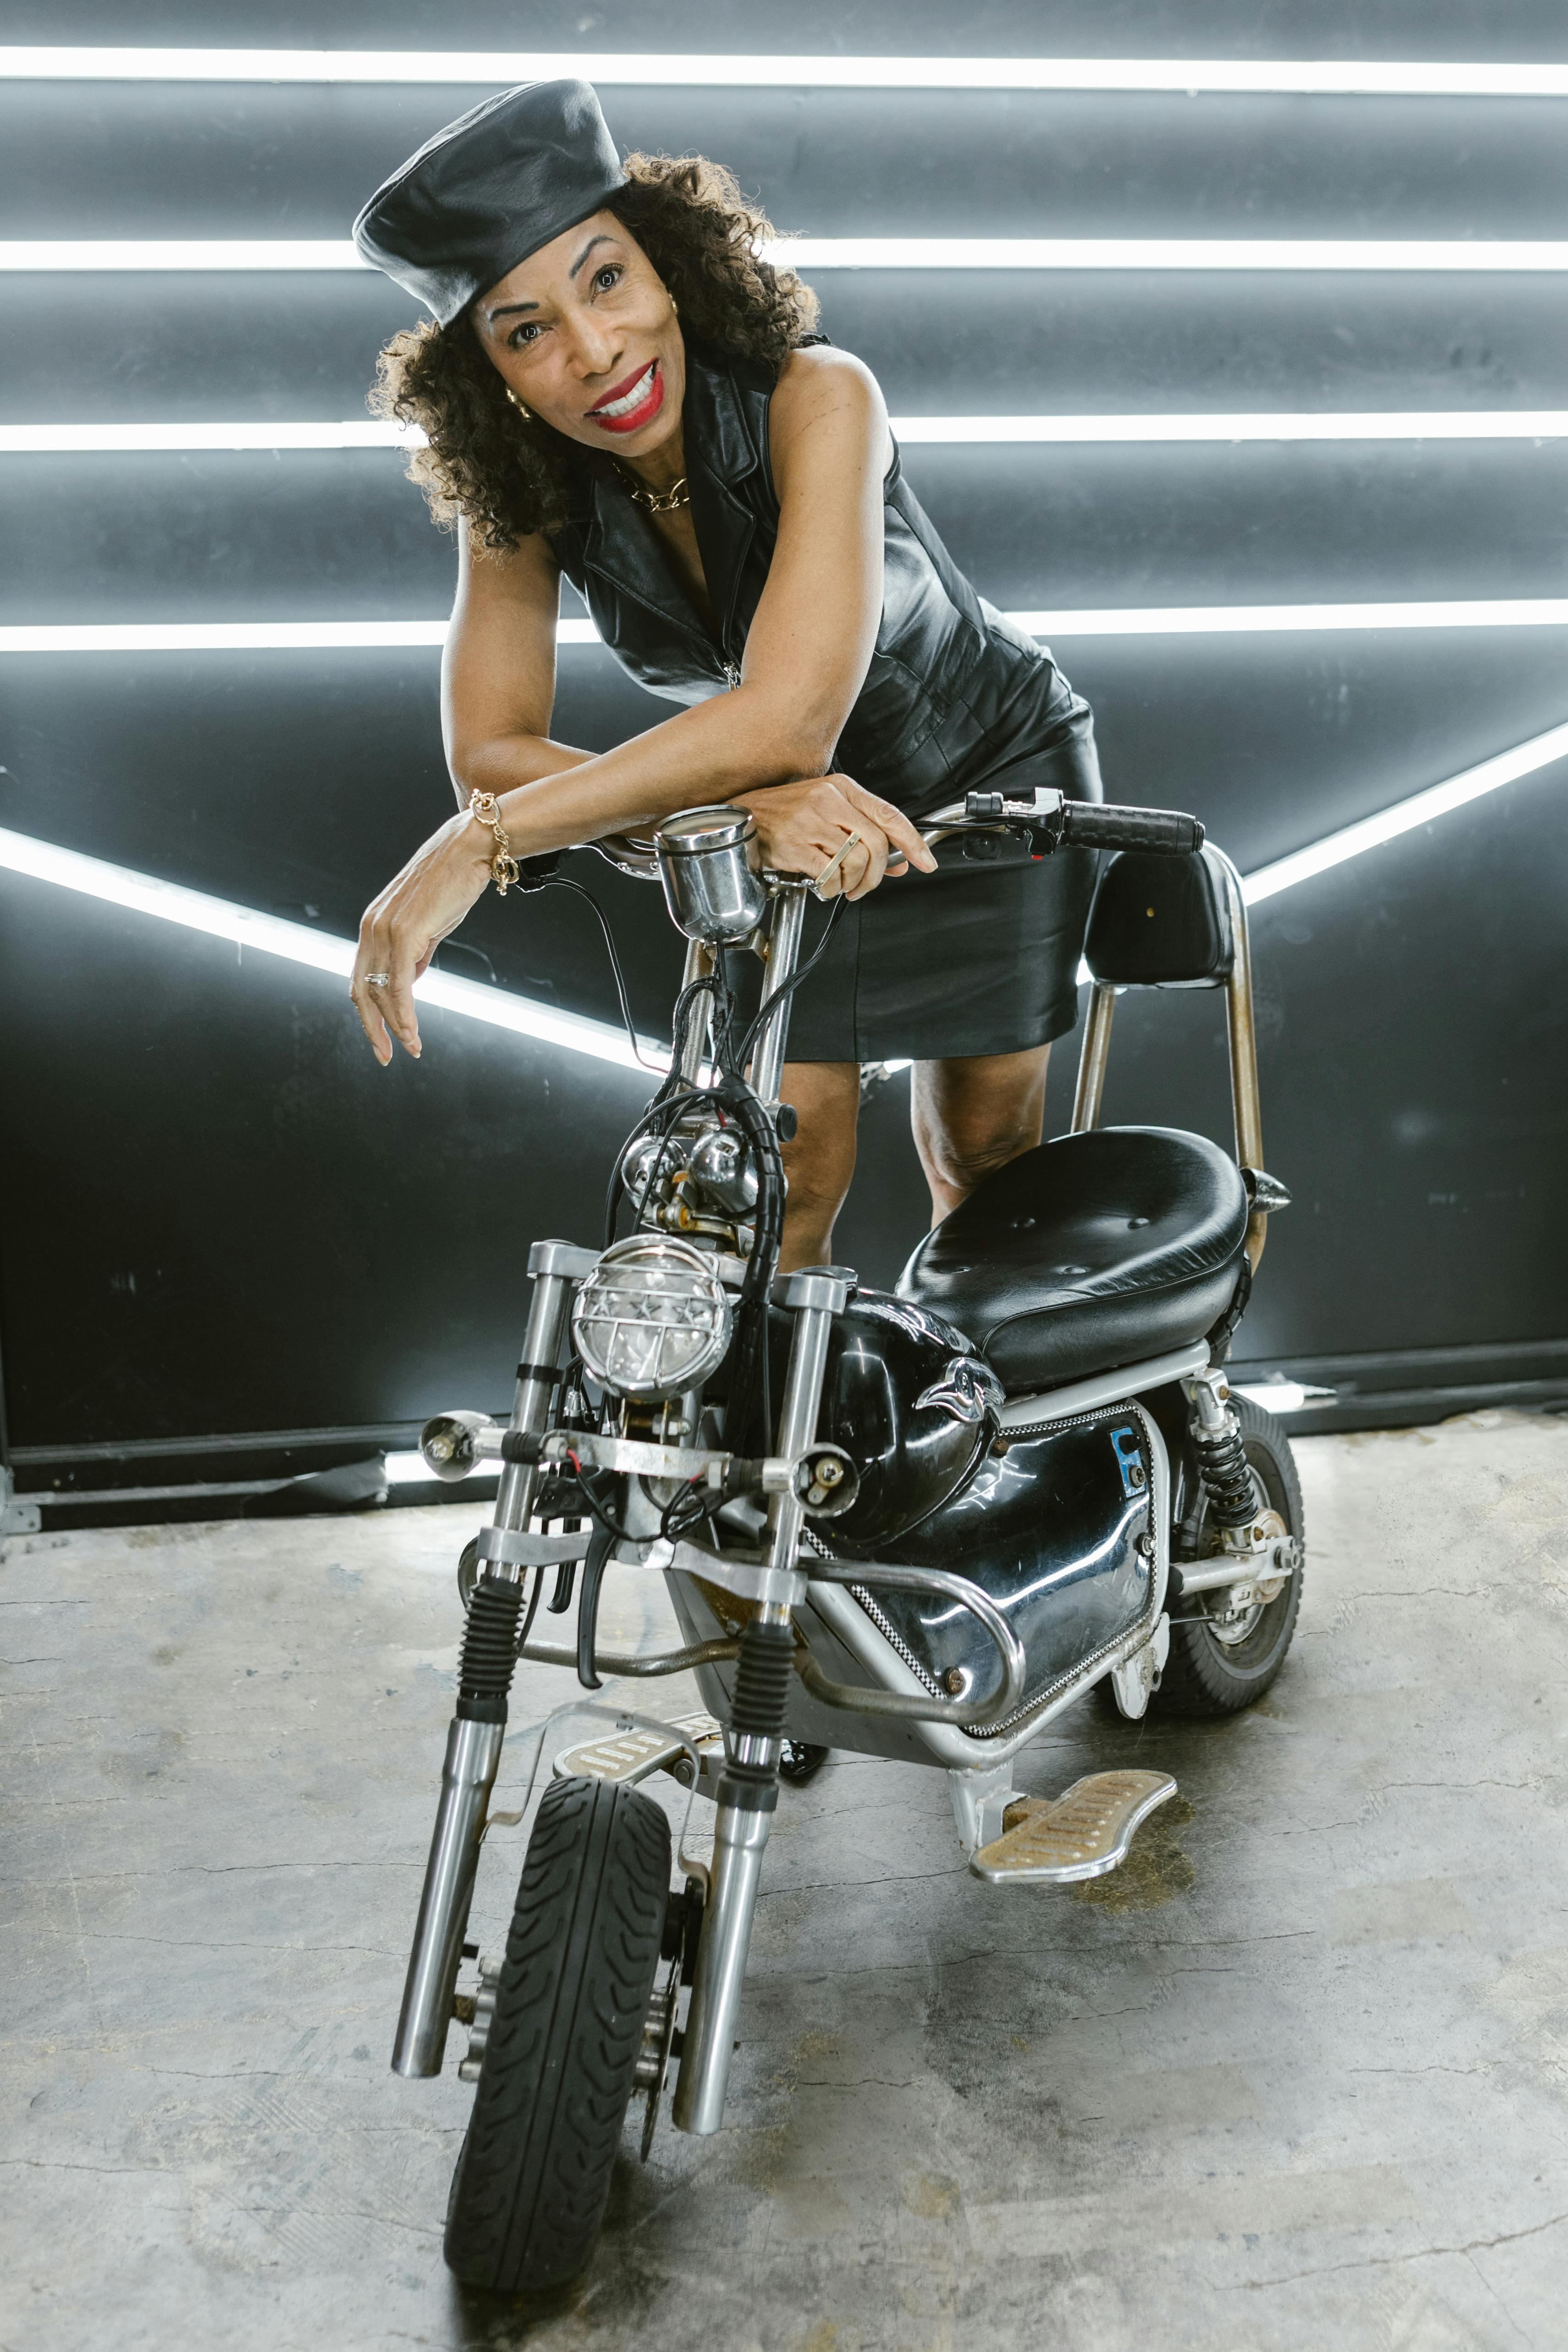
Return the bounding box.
[440,526,596,812]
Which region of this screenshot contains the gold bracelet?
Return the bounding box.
[468,788,520,896]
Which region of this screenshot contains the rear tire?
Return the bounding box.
[443,1774,671,2294]
[1153,1396,1304,1718]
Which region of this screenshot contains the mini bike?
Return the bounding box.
[393,784,1303,2291]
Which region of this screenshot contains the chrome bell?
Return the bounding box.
[685,1127,759,1218]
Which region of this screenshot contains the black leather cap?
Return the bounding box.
[352,80,628,325]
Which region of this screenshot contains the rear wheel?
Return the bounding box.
[444,1773,671,2293]
[1154,1396,1304,1718]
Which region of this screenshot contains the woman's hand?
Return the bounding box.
[731,774,936,901]
[350,811,495,1063]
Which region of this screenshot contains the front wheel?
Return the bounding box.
[444,1774,671,2294]
[1154,1395,1305,1718]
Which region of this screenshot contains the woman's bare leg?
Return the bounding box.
[776,1061,862,1270]
[910,1045,1052,1225]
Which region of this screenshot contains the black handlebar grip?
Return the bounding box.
[1058,802,1206,855]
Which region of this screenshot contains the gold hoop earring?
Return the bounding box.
[668,294,679,317]
[506,388,531,420]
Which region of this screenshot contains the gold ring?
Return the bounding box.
[813,831,863,896]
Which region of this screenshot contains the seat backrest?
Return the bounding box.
[1084,846,1234,989]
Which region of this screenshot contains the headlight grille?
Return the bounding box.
[571,1236,733,1401]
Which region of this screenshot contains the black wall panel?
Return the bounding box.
[16,1,1568,60]
[10,439,1568,617]
[0,870,934,1446]
[10,274,1568,422]
[8,84,1568,238]
[3,0,1567,1470]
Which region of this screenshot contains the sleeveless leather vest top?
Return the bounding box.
[546,344,1093,820]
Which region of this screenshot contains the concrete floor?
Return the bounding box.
[4,1410,1568,2352]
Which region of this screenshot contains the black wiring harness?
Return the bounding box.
[501,872,848,1487]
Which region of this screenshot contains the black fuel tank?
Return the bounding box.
[768,1289,1001,1552]
[819,1400,1156,1732]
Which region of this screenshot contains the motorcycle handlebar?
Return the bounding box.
[959,787,1204,857]
[1059,800,1206,855]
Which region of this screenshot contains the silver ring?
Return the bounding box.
[812,831,863,897]
[362,971,391,988]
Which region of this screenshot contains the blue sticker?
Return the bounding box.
[1109,1424,1147,1498]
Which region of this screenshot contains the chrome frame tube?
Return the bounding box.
[1207,848,1269,1269]
[747,882,808,1108]
[677,935,714,1085]
[390,1254,575,2079]
[1068,848,1271,1265]
[1070,980,1118,1132]
[793,1558,1026,1728]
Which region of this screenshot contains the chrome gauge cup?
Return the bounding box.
[570,1236,734,1401]
[654,807,768,944]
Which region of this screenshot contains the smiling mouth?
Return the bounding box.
[586,359,664,433]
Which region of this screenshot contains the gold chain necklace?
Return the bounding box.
[620,470,690,515]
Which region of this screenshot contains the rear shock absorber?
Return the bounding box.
[1186,1371,1258,1533]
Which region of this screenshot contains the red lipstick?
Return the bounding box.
[586,359,665,435]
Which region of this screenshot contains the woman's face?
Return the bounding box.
[470,211,684,460]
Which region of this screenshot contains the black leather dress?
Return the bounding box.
[547,342,1103,1062]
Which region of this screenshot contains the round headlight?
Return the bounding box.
[571,1236,733,1401]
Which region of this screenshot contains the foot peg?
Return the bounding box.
[552,1711,723,1791]
[970,1768,1177,1885]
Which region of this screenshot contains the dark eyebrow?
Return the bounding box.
[487,235,617,322]
[568,232,615,279]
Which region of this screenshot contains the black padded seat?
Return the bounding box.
[897,1126,1249,1393]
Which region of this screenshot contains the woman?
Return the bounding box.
[350,79,1103,1271]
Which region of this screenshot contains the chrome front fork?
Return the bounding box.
[390,1242,579,2079]
[672,1265,849,2134]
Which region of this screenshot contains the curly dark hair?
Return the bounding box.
[370,153,820,550]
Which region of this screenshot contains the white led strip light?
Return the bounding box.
[7,238,1568,273]
[0,824,664,1074]
[8,603,1568,656]
[1,723,1563,1070]
[8,411,1568,454]
[6,50,1568,97]
[1239,719,1568,903]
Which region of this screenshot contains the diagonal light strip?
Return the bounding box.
[1240,719,1568,903]
[7,49,1568,98]
[0,824,665,1074]
[11,410,1568,453]
[9,237,1568,274]
[11,603,1568,656]
[2,723,1564,1072]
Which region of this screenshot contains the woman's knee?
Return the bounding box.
[913,1052,1049,1198]
[921,1116,1039,1197]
